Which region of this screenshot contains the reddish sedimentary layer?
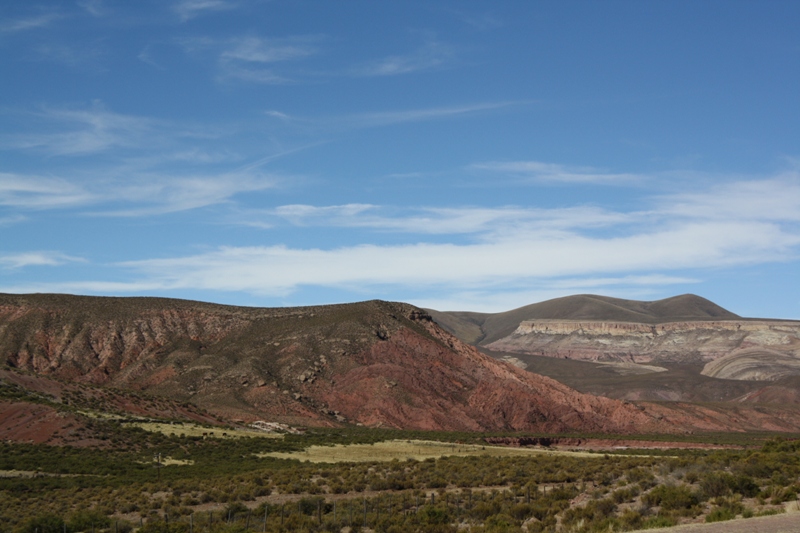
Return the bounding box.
[0,295,668,433]
[3,294,800,436]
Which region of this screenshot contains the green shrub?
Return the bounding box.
[706,507,736,522]
[611,486,639,504]
[731,475,760,497]
[18,514,64,533]
[618,509,643,529]
[701,472,733,498]
[67,510,111,533]
[643,485,699,510]
[642,515,677,528]
[222,502,248,517]
[418,506,450,525]
[626,467,654,485]
[483,513,520,533]
[137,523,188,533]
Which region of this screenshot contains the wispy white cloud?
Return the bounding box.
[77,0,104,17]
[34,42,106,67]
[547,275,701,290]
[260,203,630,236]
[0,215,26,227]
[0,169,275,216]
[3,102,156,156]
[115,174,795,301]
[0,12,60,33]
[167,148,239,165]
[179,35,319,84]
[0,252,84,269]
[0,101,300,216]
[0,173,95,208]
[2,101,236,158]
[658,174,800,222]
[221,36,317,63]
[263,102,519,132]
[137,45,163,69]
[348,102,515,127]
[447,10,503,31]
[471,161,643,185]
[354,37,454,76]
[259,174,800,238]
[174,0,237,21]
[3,169,800,310]
[94,217,796,297]
[91,172,276,216]
[271,203,377,223]
[220,65,289,84]
[219,36,318,84]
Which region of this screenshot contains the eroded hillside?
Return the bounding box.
[0,293,669,434]
[487,319,800,381]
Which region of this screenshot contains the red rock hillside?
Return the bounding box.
[0,293,679,433]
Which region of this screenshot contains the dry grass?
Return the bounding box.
[125,421,283,439]
[0,470,50,478]
[136,457,195,466]
[258,439,600,463]
[0,470,88,478]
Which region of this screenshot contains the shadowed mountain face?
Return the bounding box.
[0,293,671,434]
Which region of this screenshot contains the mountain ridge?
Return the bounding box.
[0,293,670,434]
[426,293,742,346]
[5,292,800,440]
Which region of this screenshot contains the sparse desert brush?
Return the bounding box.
[4,429,800,531]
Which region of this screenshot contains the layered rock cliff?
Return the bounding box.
[487,319,800,378]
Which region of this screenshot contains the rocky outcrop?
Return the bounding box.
[514,319,797,337]
[487,319,800,377]
[702,349,800,381]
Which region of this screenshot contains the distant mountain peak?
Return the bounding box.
[427,294,740,346]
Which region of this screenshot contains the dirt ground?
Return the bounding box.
[632,511,800,533]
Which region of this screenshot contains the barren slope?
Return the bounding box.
[0,293,671,434]
[431,294,800,411]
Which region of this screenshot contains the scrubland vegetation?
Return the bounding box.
[2,420,800,533]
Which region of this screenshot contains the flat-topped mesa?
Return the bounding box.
[513,319,800,337]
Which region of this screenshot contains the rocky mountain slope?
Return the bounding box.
[1,293,673,434]
[429,294,800,411]
[431,294,800,382]
[488,319,800,376]
[0,367,221,445]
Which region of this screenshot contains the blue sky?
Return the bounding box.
[1,0,799,318]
